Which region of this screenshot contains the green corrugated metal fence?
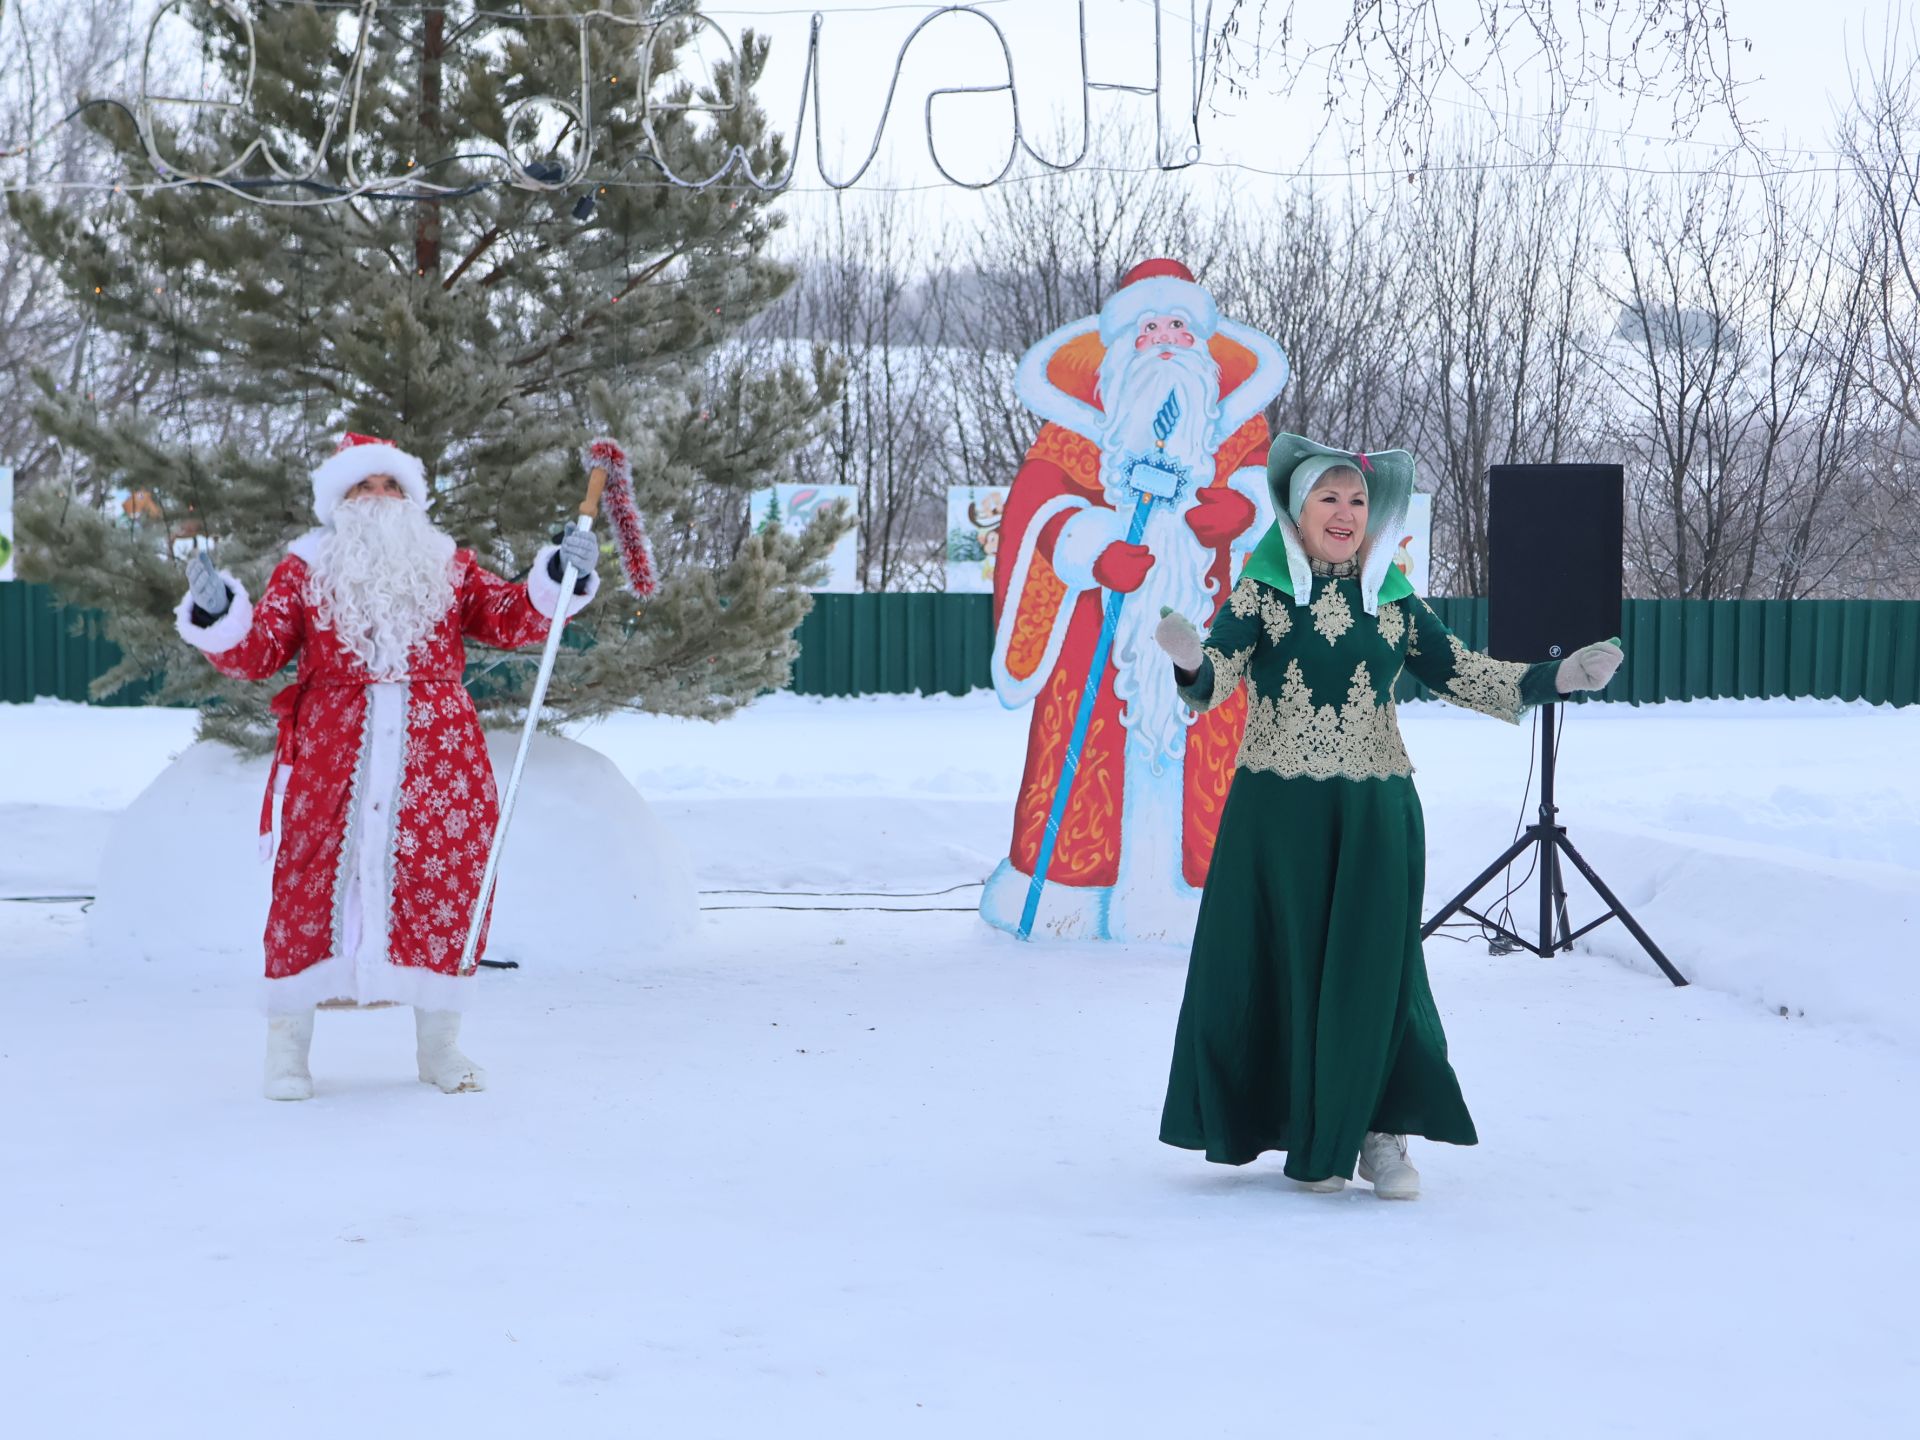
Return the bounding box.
[1392,597,1920,707]
[789,593,996,698]
[2,584,1915,707]
[0,582,146,705]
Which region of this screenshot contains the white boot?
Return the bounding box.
[264,1010,315,1101]
[415,1008,486,1093]
[1358,1132,1420,1200]
[1293,1175,1346,1194]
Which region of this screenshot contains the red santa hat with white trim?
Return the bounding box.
[310,432,429,525]
[1097,258,1221,347]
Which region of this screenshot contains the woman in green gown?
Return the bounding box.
[1153,434,1623,1198]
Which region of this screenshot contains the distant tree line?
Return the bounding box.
[753,68,1920,599]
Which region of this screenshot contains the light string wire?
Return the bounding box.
[0,150,1863,205]
[0,0,1212,207]
[1,0,1870,214]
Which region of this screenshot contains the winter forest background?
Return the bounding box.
[3,0,1918,605]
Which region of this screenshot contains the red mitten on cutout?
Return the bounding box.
[1092,541,1156,593]
[1185,486,1258,548]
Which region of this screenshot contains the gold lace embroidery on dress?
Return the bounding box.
[1258,588,1293,645]
[1228,577,1260,620]
[1310,583,1355,646]
[1237,659,1414,780]
[1377,600,1406,650]
[1440,633,1527,722]
[1228,576,1295,644]
[1192,643,1254,713]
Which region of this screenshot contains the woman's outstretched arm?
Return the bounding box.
[1401,596,1565,723]
[1168,577,1269,714]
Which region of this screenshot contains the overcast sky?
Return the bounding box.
[673,0,1900,221]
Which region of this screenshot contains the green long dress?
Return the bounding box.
[1158,556,1562,1181]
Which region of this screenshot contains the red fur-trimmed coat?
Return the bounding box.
[177,532,595,1010]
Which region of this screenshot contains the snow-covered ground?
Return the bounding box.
[4,693,1918,1437]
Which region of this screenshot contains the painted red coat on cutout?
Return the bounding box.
[994,422,1266,890]
[992,328,1273,893]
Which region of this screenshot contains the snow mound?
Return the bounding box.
[1540,819,1920,1044]
[88,732,696,985]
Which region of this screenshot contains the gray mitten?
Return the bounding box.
[1557,639,1623,693]
[1155,607,1204,672]
[186,551,231,619]
[547,525,599,593]
[558,525,598,575]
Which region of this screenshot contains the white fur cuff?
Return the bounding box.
[174,573,254,654]
[527,543,601,620]
[1051,509,1126,591]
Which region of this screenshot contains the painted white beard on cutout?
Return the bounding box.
[1095,339,1221,505]
[307,497,457,679]
[1108,499,1220,770]
[1094,338,1224,770]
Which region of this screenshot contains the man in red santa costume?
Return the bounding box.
[983,260,1289,940]
[177,434,599,1100]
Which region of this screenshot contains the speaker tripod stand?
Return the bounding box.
[1422,703,1688,987]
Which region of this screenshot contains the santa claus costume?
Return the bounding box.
[982,259,1289,941]
[176,434,599,1099]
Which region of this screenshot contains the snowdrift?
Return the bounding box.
[88,731,696,989]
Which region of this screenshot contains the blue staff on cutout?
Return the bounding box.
[1018,390,1197,941]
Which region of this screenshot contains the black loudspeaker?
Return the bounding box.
[1486,464,1624,663]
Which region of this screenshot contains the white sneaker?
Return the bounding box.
[415,1008,486,1093]
[1358,1132,1420,1200]
[264,1011,315,1101]
[1293,1175,1346,1194]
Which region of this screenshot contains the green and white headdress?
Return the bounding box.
[1239,432,1417,615]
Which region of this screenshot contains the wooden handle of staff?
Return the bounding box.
[580,466,608,520]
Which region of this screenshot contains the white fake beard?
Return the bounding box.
[307,497,457,679]
[1109,499,1221,771]
[1095,339,1221,505]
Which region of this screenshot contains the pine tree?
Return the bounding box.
[8,1,845,750]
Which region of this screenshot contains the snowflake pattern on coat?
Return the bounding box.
[196,549,566,983]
